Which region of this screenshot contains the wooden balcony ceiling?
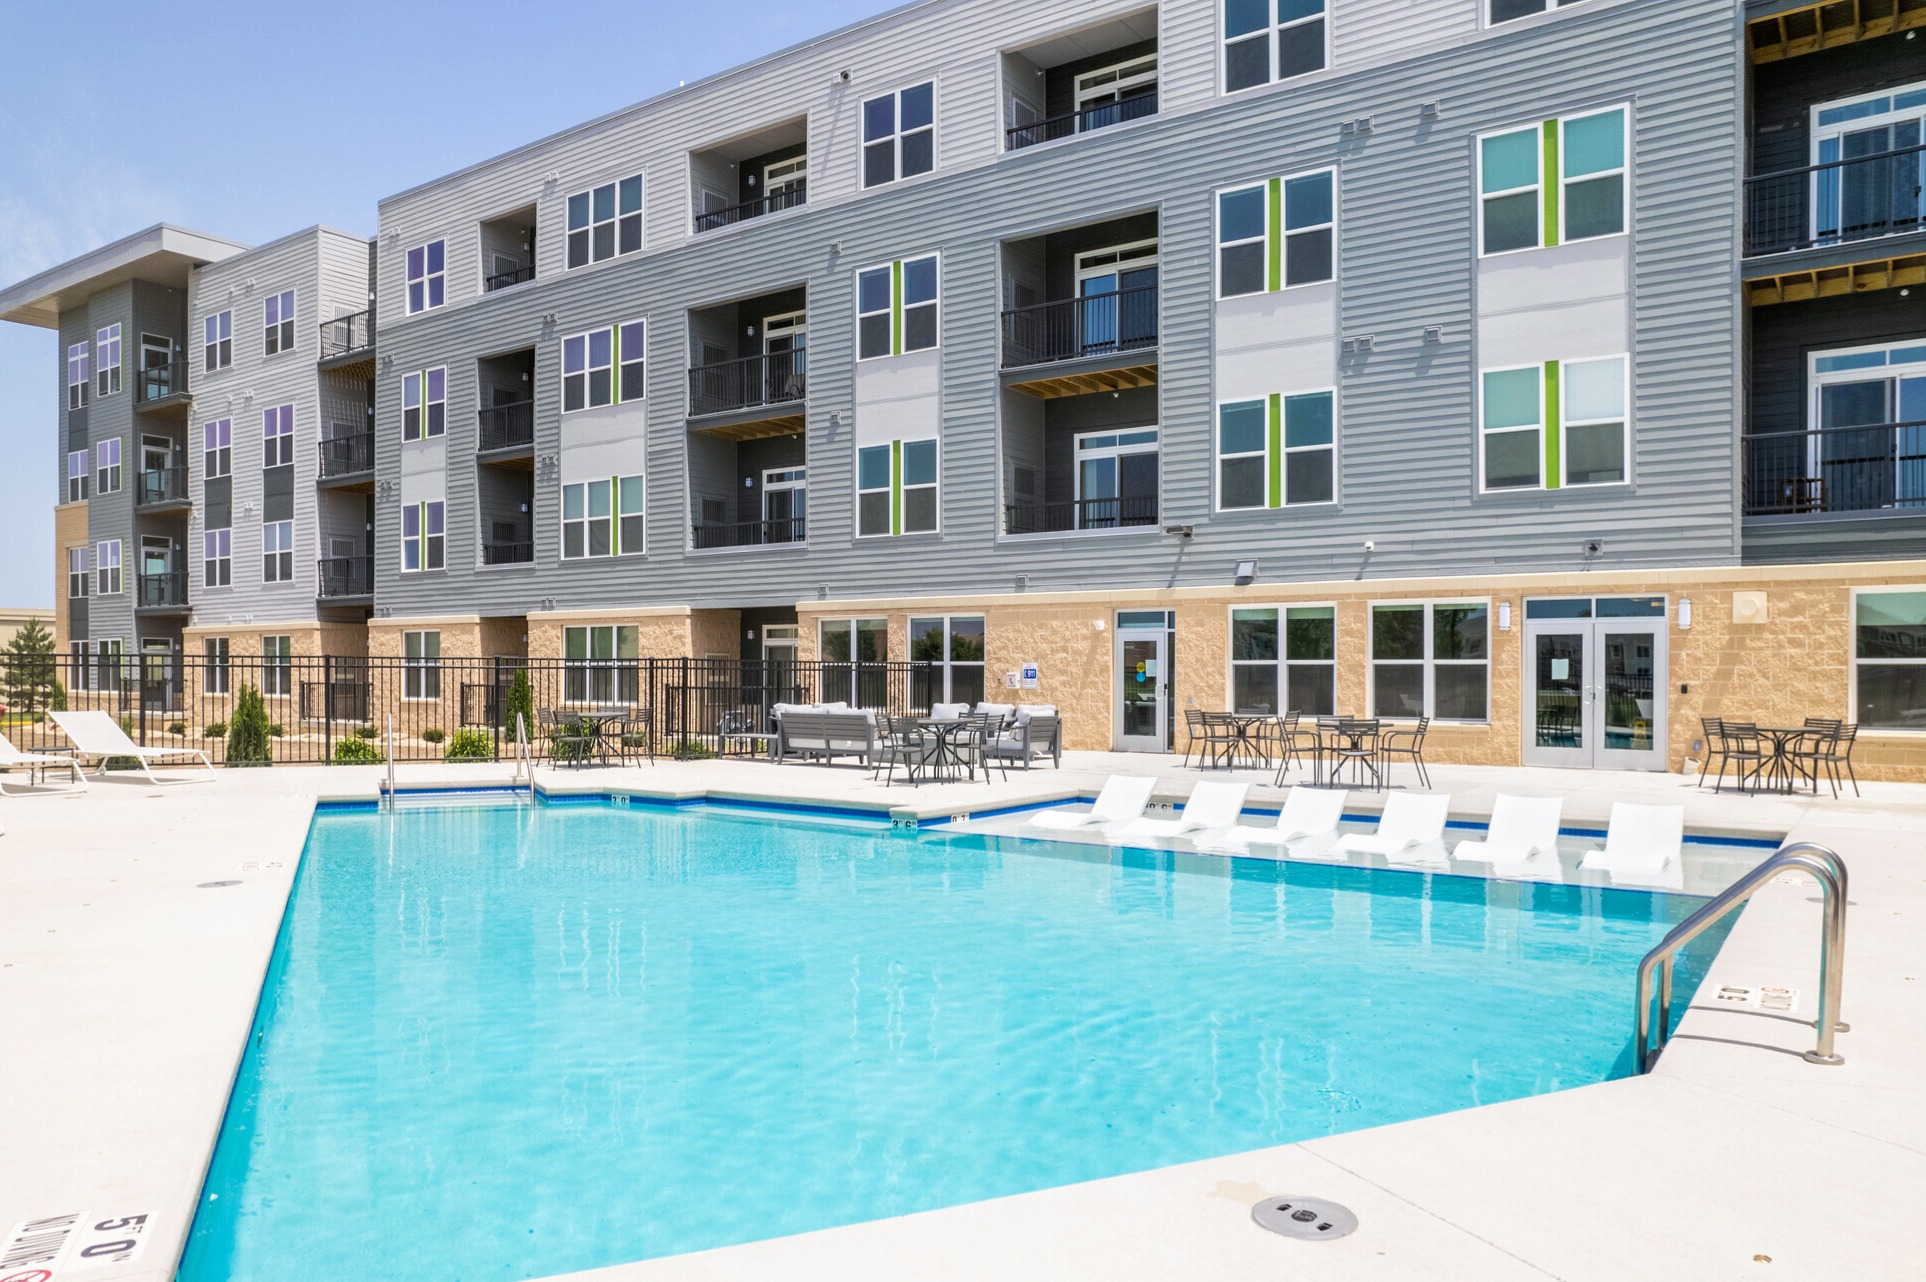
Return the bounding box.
[691,412,806,442]
[1006,363,1159,400]
[1747,251,1925,305]
[1748,0,1926,63]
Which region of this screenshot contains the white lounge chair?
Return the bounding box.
[1029,775,1159,833]
[1204,787,1349,856]
[49,711,216,785]
[0,731,89,794]
[1452,794,1564,876]
[1579,803,1686,890]
[1120,780,1251,843]
[1331,792,1454,867]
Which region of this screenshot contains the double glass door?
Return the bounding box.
[1075,242,1158,357]
[1523,598,1668,771]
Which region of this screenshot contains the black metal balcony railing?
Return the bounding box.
[691,516,807,550]
[319,432,375,478]
[1006,90,1158,151]
[484,265,535,293]
[1001,285,1159,368]
[136,570,189,608]
[1745,142,1926,257]
[482,541,535,566]
[687,351,806,417]
[478,401,535,452]
[1004,495,1159,535]
[136,360,188,404]
[694,179,808,234]
[136,466,188,506]
[1745,422,1926,516]
[317,555,375,598]
[320,311,374,360]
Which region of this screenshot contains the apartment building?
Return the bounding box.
[4,0,1925,775]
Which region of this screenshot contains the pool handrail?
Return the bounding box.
[1634,841,1847,1074]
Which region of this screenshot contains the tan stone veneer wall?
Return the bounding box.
[52,500,88,650]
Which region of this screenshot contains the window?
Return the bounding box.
[94,638,123,693]
[204,310,232,371]
[1371,603,1489,721]
[96,438,122,494]
[67,342,88,410]
[203,528,231,588]
[561,476,644,558]
[1224,0,1327,94]
[909,615,985,705]
[402,501,445,572]
[857,438,938,537]
[203,638,229,695]
[1480,107,1625,255]
[1481,356,1628,492]
[1490,0,1587,23]
[1216,170,1334,297]
[264,289,295,355]
[66,450,88,503]
[1855,590,1926,728]
[564,624,639,705]
[1216,392,1335,509]
[402,368,446,440]
[566,176,643,269]
[262,635,291,698]
[262,520,294,583]
[263,404,294,466]
[404,630,442,701]
[856,256,939,360]
[203,419,232,478]
[406,241,445,314]
[1230,606,1336,716]
[820,618,889,706]
[96,539,122,595]
[862,82,935,188]
[95,324,122,396]
[68,547,89,599]
[562,322,645,412]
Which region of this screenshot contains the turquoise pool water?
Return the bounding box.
[181,799,1735,1281]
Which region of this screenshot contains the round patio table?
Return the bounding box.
[1753,725,1814,794]
[914,717,981,783]
[1214,713,1281,770]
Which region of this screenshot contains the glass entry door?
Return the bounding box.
[1523,598,1668,770]
[1114,626,1167,753]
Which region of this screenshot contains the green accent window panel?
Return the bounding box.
[1543,360,1562,490]
[1541,120,1561,247]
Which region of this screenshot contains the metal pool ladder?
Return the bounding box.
[1635,841,1848,1074]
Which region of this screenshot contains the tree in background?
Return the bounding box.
[226,684,272,767]
[502,667,534,740]
[4,619,58,718]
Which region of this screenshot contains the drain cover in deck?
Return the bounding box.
[1252,1196,1358,1241]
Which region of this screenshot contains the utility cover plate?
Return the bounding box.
[1252,1196,1358,1241]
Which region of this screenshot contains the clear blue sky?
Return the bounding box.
[0,0,902,607]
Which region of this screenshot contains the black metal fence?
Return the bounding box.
[1744,422,1926,515]
[0,655,940,766]
[320,432,375,478]
[693,180,808,233]
[137,466,189,506]
[317,556,376,598]
[1744,142,1926,256]
[136,359,188,404]
[320,310,374,360]
[478,401,536,452]
[1001,285,1159,368]
[691,516,807,550]
[1005,495,1159,535]
[483,265,536,292]
[1006,91,1158,151]
[688,351,806,416]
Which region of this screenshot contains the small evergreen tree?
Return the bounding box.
[502,667,534,739]
[226,684,272,767]
[50,677,67,712]
[4,619,58,718]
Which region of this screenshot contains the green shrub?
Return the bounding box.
[226,686,271,768]
[668,739,716,761]
[502,667,534,738]
[332,736,385,765]
[352,724,380,740]
[167,721,186,736]
[50,678,67,712]
[621,733,650,751]
[421,727,445,744]
[268,722,284,738]
[119,714,135,736]
[443,729,492,762]
[204,721,228,738]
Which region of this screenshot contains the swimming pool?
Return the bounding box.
[180,798,1740,1281]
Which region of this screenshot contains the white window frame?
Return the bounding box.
[1072,427,1159,528]
[1851,585,1926,733]
[1479,362,1545,493]
[68,546,89,599]
[1367,600,1492,723]
[95,323,122,397]
[264,289,295,356]
[203,527,231,588]
[204,309,232,371]
[1221,0,1330,96]
[262,519,294,583]
[94,638,124,693]
[405,240,445,315]
[856,444,892,538]
[401,500,445,573]
[1478,122,1543,257]
[566,175,644,269]
[67,342,89,410]
[66,450,88,503]
[1558,106,1628,245]
[1215,400,1268,511]
[900,438,938,535]
[203,419,232,479]
[908,614,987,704]
[1075,53,1159,125]
[1226,602,1339,717]
[1486,0,1590,25]
[562,323,643,412]
[402,368,447,440]
[95,438,122,494]
[96,539,122,595]
[203,637,229,695]
[263,404,295,466]
[1213,168,1335,298]
[861,81,937,190]
[403,630,442,701]
[854,255,940,361]
[563,624,639,706]
[1560,355,1631,489]
[261,635,292,698]
[1281,389,1338,507]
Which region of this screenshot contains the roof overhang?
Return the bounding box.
[0,224,251,329]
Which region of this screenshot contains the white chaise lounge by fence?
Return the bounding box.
[0,732,89,794]
[49,711,216,785]
[1452,794,1563,876]
[1579,803,1687,890]
[1029,776,1158,834]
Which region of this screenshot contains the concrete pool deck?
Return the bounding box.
[1,755,1919,1281]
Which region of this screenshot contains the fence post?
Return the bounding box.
[491,655,502,762]
[323,654,335,763]
[679,656,690,756]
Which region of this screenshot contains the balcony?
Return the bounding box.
[135,570,189,612]
[317,555,374,601]
[482,540,534,566]
[691,516,806,550]
[1003,10,1158,151]
[481,205,538,294]
[1745,422,1926,516]
[690,118,808,235]
[688,351,806,419]
[1001,286,1158,369]
[696,181,808,234]
[478,401,535,455]
[319,311,374,368]
[135,466,190,510]
[1008,89,1157,151]
[1005,494,1158,535]
[318,433,375,488]
[135,360,190,412]
[1745,142,1926,257]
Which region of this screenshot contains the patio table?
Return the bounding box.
[1753,725,1816,794]
[1211,713,1280,770]
[1317,718,1384,790]
[914,717,980,783]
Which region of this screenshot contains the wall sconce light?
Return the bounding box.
[1092,619,1107,633]
[1233,560,1257,583]
[745,628,756,640]
[1498,601,1512,632]
[1678,598,1693,631]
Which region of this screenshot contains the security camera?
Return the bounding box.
[1363,540,1375,553]
[835,69,851,83]
[1584,539,1604,555]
